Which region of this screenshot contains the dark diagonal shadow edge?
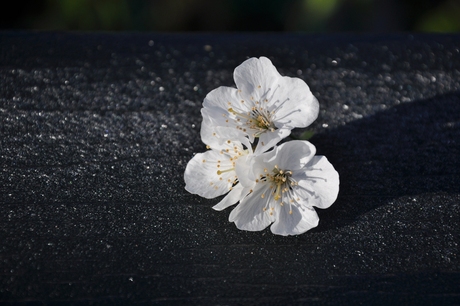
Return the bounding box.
[309,91,460,232]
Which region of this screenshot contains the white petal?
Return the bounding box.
[234,154,256,188]
[203,86,239,110]
[184,150,234,199]
[270,203,319,236]
[201,86,254,144]
[233,57,280,98]
[200,114,250,151]
[270,76,319,129]
[229,183,275,231]
[295,156,340,209]
[265,140,316,171]
[213,183,251,211]
[253,128,291,155]
[244,152,271,183]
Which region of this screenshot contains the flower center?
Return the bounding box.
[253,110,275,131]
[228,107,276,135]
[269,166,293,201]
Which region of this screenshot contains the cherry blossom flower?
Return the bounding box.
[225,140,340,236]
[184,117,254,210]
[201,57,319,154]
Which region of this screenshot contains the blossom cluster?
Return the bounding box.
[184,57,339,236]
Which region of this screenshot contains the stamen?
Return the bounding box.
[228,108,253,121]
[274,183,282,201]
[229,104,276,135]
[217,168,234,175]
[269,166,294,202]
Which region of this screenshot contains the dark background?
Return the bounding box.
[1,0,460,304]
[1,31,459,305]
[1,0,460,32]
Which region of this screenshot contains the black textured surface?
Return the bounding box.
[1,32,459,304]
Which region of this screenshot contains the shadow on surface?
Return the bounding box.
[310,91,460,231]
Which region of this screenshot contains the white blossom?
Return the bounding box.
[225,141,339,236]
[184,117,254,210]
[201,57,319,154]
